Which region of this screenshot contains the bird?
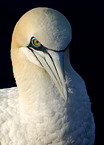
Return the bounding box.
[0,7,95,145]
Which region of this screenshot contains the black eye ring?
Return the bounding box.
[28,37,69,52]
[31,37,41,48]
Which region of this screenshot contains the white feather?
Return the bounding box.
[0,64,95,144]
[0,7,95,145]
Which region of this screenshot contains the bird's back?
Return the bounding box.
[64,61,95,145]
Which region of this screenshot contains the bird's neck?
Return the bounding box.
[12,48,59,113]
[11,47,72,114]
[21,65,56,113]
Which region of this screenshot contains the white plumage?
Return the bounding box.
[0,7,95,145]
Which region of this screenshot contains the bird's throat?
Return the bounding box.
[13,56,58,113]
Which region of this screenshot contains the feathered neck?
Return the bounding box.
[11,43,71,113]
[11,48,59,113]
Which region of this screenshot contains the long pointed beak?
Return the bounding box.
[34,50,68,102]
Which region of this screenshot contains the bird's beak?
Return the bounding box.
[34,50,68,102]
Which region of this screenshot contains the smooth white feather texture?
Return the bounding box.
[0,50,95,144]
[0,7,95,145]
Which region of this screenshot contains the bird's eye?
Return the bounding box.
[31,37,41,47]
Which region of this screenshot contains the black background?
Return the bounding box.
[0,0,103,145]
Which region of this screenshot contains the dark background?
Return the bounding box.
[0,0,103,144]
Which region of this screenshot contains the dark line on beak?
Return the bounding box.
[28,45,63,87]
[28,47,43,67]
[46,51,63,86]
[43,57,59,83]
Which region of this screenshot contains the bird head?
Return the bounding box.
[11,7,72,102]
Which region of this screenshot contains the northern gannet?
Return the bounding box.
[0,7,95,145]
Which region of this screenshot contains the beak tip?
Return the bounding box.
[61,85,69,103]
